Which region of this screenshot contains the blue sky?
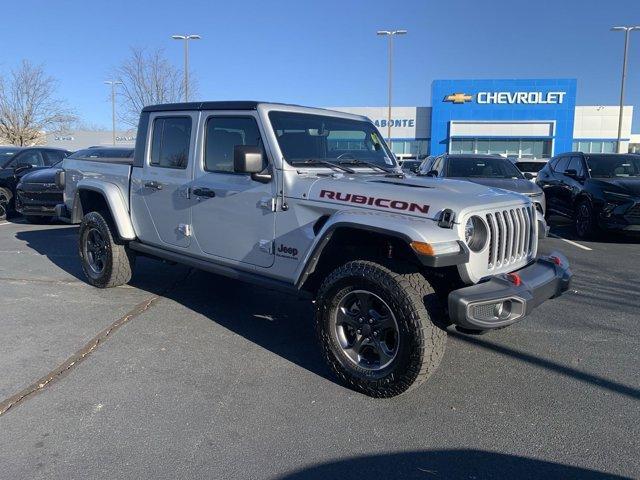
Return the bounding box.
[2,0,639,131]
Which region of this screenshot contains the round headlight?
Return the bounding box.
[464,216,488,252]
[464,218,475,243]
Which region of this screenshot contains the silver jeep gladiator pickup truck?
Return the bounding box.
[57,102,572,397]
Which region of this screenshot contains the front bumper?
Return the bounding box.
[598,202,640,232]
[448,252,572,330]
[15,189,62,217]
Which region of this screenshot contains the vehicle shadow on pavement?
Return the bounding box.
[14,226,329,380]
[161,269,329,378]
[450,332,640,401]
[276,449,629,479]
[14,226,190,294]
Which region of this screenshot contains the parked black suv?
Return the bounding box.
[0,147,71,219]
[537,152,640,238]
[15,147,133,223]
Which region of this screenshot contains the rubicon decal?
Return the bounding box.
[319,190,429,214]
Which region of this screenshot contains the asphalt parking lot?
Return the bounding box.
[0,218,638,479]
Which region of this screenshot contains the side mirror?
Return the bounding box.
[524,172,534,180]
[234,145,271,183]
[426,170,438,177]
[14,163,33,174]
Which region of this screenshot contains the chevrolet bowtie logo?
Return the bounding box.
[444,93,473,104]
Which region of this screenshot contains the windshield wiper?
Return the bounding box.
[338,159,405,177]
[290,158,355,174]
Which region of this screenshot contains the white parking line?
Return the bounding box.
[548,233,593,251]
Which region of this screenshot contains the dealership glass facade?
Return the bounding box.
[571,140,616,154]
[450,138,553,158]
[390,139,429,156]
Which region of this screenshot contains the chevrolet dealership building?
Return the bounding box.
[334,78,635,159]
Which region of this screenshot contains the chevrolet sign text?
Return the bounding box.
[477,91,566,105]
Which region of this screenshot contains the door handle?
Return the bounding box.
[144,180,163,190]
[192,187,216,198]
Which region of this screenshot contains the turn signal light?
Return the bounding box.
[410,241,435,256]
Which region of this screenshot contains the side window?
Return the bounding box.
[44,150,65,165]
[567,156,585,177]
[204,116,263,173]
[150,117,192,169]
[554,156,570,174]
[14,150,44,167]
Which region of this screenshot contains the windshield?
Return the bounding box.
[447,157,524,179]
[0,147,21,167]
[586,155,640,178]
[515,161,546,173]
[269,111,397,169]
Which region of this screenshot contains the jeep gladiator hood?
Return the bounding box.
[304,174,523,220]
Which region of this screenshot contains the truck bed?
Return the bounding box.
[62,157,133,215]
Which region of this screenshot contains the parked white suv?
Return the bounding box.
[57,102,572,397]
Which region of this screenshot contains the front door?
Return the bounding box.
[130,113,197,249]
[190,112,275,268]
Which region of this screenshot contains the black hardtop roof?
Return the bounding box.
[141,101,307,113]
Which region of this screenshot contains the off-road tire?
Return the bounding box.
[315,260,447,398]
[24,215,51,224]
[79,211,134,288]
[574,199,597,239]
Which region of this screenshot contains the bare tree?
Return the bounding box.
[0,60,76,146]
[115,47,196,127]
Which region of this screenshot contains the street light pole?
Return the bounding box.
[377,29,407,144]
[104,80,122,146]
[171,34,201,102]
[611,26,639,153]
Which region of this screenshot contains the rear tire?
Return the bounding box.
[79,211,134,288]
[315,260,447,397]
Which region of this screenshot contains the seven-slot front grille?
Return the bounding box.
[485,205,536,270]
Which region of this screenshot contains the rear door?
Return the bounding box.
[190,111,276,268]
[130,112,197,249]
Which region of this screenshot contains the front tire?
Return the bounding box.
[79,211,134,288]
[315,260,447,397]
[575,200,597,239]
[0,187,13,220]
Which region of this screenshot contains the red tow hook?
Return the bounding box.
[549,255,562,266]
[506,272,522,286]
